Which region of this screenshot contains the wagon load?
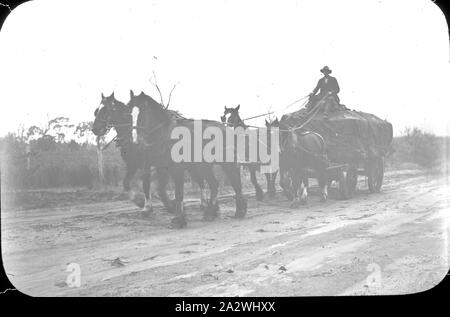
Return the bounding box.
[280,107,393,164]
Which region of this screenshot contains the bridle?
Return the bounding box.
[223,109,246,129]
[95,103,134,150]
[95,104,168,152]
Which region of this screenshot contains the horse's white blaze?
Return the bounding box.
[97,103,104,113]
[132,107,140,144]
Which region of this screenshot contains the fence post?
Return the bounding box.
[26,143,31,171]
[97,147,104,188]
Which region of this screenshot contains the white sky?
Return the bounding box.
[0,0,449,137]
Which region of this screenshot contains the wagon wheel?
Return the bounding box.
[368,157,384,193]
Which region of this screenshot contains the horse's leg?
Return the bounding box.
[141,165,153,215]
[198,179,208,211]
[155,167,176,213]
[265,171,278,198]
[222,164,247,218]
[265,173,271,196]
[124,164,144,207]
[170,165,187,229]
[318,168,329,202]
[272,171,279,195]
[201,166,220,221]
[289,169,302,208]
[299,172,308,205]
[189,167,208,211]
[250,166,264,201]
[279,165,293,201]
[123,164,136,193]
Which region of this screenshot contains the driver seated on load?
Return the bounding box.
[307,66,341,116]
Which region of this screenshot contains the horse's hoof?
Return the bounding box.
[238,197,247,209]
[163,200,176,214]
[131,193,145,208]
[235,198,247,218]
[290,200,301,208]
[202,211,217,222]
[233,198,247,218]
[255,189,264,201]
[208,201,220,213]
[283,191,294,201]
[142,205,153,213]
[300,199,308,205]
[320,196,327,202]
[170,216,187,229]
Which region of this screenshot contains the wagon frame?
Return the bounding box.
[302,153,385,200]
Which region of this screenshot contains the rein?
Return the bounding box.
[97,134,118,151]
[96,122,134,151]
[98,120,167,152]
[287,94,329,132]
[135,121,168,149]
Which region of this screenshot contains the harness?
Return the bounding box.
[96,112,167,153]
[96,120,134,151]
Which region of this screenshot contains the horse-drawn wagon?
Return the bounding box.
[279,100,393,200]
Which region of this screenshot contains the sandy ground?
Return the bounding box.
[1,169,449,296]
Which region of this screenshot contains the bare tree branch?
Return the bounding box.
[165,82,179,109]
[149,70,179,109]
[150,70,165,106]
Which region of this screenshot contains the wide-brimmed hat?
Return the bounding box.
[320,66,332,74]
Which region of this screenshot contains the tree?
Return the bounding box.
[403,127,441,169]
[74,121,94,144]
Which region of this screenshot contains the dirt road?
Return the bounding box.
[2,169,449,296]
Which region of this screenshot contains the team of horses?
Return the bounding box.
[92,91,329,228]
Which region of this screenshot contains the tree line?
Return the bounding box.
[0,115,447,192]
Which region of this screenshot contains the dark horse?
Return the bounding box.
[92,92,174,212]
[92,92,219,218]
[276,116,330,207]
[126,91,248,228]
[220,105,278,199]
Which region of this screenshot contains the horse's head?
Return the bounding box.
[221,105,243,127]
[127,90,171,132]
[265,117,279,129]
[271,116,291,152]
[128,90,165,110]
[92,92,131,136]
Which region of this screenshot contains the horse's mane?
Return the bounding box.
[117,102,132,113]
[167,109,185,119]
[139,92,184,120]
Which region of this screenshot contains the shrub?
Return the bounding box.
[389,127,444,170]
[0,134,125,191]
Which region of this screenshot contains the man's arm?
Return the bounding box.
[311,79,322,95]
[332,77,340,94]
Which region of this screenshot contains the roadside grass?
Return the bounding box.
[1,127,448,211]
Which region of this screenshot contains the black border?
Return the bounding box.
[0,0,449,308]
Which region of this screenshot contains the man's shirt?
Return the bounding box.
[312,75,340,97]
